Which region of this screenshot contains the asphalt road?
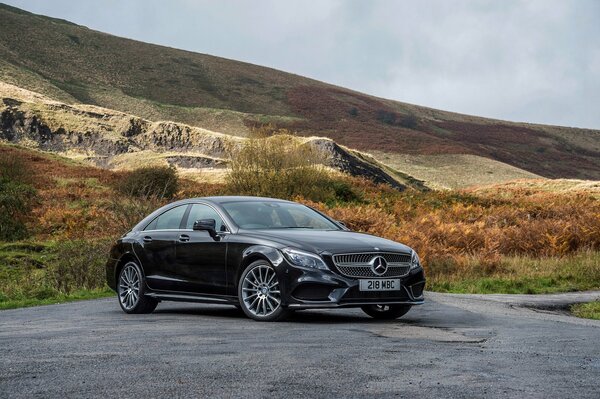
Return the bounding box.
[1,291,600,398]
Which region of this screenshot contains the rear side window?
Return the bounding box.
[145,205,188,230]
[186,204,227,231]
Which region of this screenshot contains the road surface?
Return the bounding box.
[1,291,599,398]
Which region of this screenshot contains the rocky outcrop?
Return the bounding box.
[0,92,420,189]
[165,155,227,169]
[310,139,411,190]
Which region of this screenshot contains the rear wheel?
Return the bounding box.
[117,261,158,314]
[238,260,290,321]
[361,304,411,320]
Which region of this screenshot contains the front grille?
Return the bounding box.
[332,252,411,278]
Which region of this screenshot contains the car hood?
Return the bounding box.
[239,229,412,255]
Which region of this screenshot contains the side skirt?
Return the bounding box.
[145,291,239,305]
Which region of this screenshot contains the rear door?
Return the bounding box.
[174,203,228,295]
[136,204,189,291]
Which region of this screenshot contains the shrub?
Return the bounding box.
[226,134,337,202]
[399,113,418,129]
[0,157,37,241]
[375,110,418,129]
[330,180,362,203]
[105,195,167,233]
[116,166,178,199]
[47,239,111,293]
[376,109,397,125]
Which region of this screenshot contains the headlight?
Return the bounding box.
[281,248,328,270]
[410,251,421,270]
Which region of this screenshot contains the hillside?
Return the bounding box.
[0,82,419,190]
[0,3,599,181]
[372,152,541,190]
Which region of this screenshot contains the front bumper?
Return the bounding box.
[280,260,425,310]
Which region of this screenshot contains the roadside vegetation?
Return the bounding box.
[1,142,599,309]
[571,301,600,320]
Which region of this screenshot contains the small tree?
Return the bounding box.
[116,166,179,199]
[0,157,37,241]
[226,134,335,201]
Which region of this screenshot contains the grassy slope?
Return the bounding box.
[0,4,599,180]
[571,302,600,320]
[371,151,541,189]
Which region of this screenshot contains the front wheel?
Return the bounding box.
[238,260,290,321]
[117,261,158,314]
[361,304,411,320]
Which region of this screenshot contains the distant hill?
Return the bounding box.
[0,82,422,190]
[1,3,599,180]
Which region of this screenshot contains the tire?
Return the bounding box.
[361,304,411,320]
[117,261,158,314]
[238,260,290,322]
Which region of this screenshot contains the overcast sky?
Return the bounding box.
[5,0,600,129]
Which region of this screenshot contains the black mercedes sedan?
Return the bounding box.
[106,196,425,321]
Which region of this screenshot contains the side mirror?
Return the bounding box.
[193,219,219,241]
[337,220,349,229]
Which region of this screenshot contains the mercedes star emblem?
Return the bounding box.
[370,256,388,276]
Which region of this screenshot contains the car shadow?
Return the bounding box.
[149,299,490,329]
[153,303,422,324]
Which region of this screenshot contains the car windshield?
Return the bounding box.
[221,201,340,230]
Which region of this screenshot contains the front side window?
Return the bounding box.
[221,201,339,230]
[186,204,227,231]
[145,205,188,230]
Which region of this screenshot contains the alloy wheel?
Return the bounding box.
[119,263,140,310]
[241,264,281,317]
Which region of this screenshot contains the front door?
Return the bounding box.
[175,203,228,295]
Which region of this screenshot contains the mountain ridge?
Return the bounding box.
[0,3,599,180]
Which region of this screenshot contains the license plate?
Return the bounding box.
[359,279,401,291]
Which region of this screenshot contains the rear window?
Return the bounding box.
[144,205,188,230]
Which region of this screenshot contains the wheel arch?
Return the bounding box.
[236,245,284,289]
[115,249,145,284]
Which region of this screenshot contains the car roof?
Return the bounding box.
[130,196,296,232]
[191,196,295,205]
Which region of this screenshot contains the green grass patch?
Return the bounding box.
[571,302,600,320]
[0,239,113,309]
[427,251,600,294]
[0,288,113,310]
[429,277,584,295]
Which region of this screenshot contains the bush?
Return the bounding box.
[0,239,111,304]
[330,180,362,203]
[106,195,167,232]
[226,134,337,202]
[376,110,418,129]
[0,157,37,241]
[48,239,111,293]
[376,109,397,125]
[399,113,418,129]
[116,166,178,199]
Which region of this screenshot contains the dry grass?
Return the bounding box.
[2,143,600,305]
[372,152,541,189]
[302,186,600,292]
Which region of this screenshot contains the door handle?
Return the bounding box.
[142,236,153,243]
[179,234,190,243]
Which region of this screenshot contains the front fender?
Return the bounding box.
[241,245,285,268]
